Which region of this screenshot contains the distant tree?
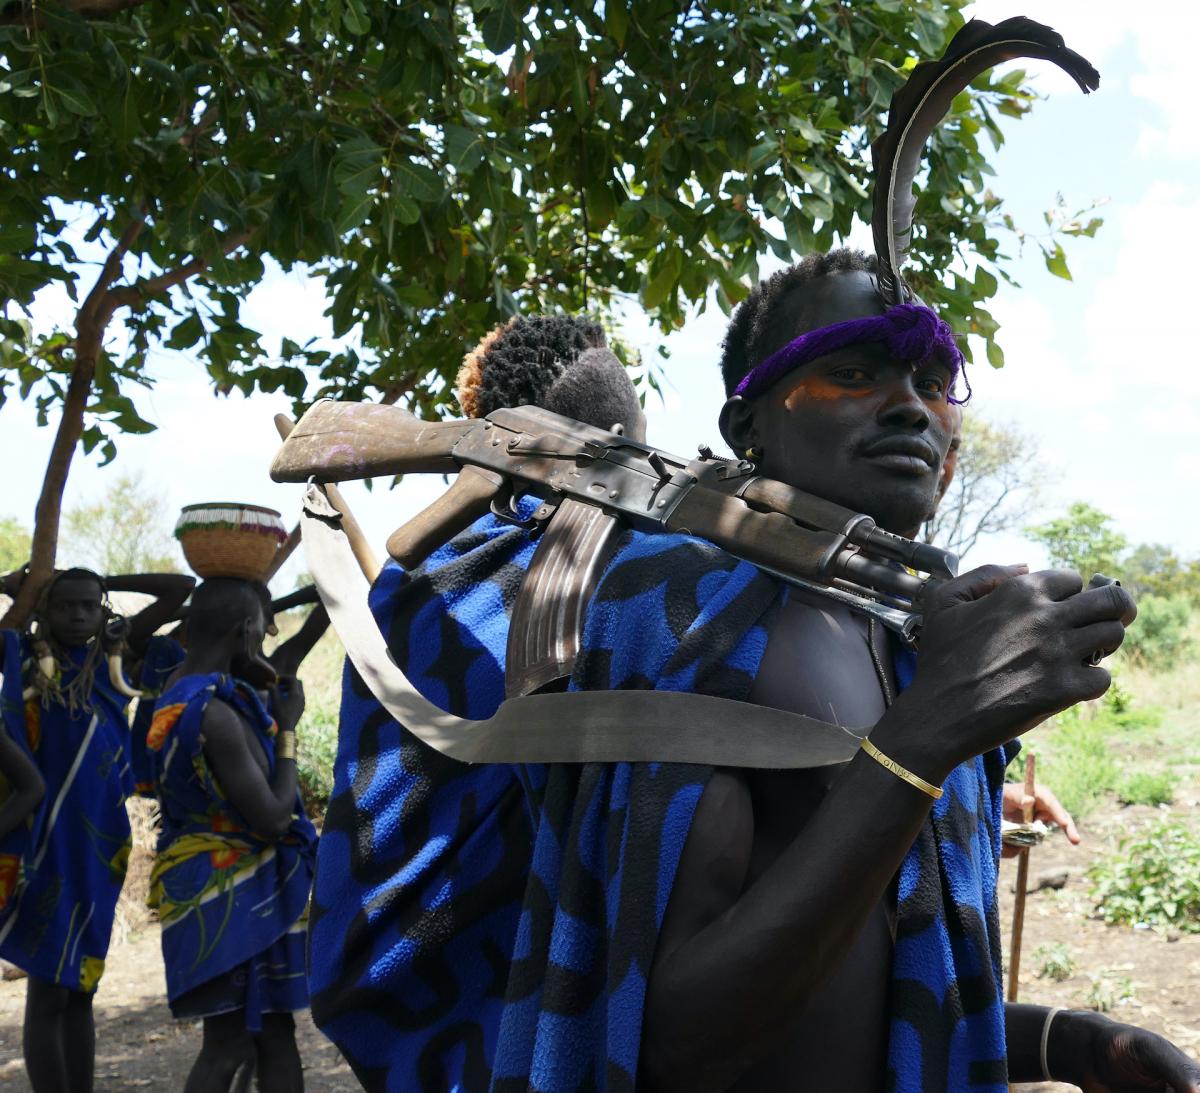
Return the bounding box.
[924,415,1048,560]
[0,0,1100,626]
[59,472,180,574]
[1122,543,1200,605]
[1027,502,1128,579]
[0,515,31,573]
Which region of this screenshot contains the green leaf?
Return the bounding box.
[336,190,375,233]
[1044,243,1072,281]
[643,249,682,311]
[342,0,370,35]
[444,125,485,174]
[164,313,204,350]
[605,0,629,49]
[973,267,997,297]
[335,135,385,196]
[480,3,520,53]
[392,158,443,204]
[985,337,1004,368]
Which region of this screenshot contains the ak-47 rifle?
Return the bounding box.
[272,399,958,694]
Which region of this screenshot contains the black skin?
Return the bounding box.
[164,590,305,1093]
[638,270,1199,1093]
[0,571,190,1093]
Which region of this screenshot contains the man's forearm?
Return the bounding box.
[643,746,936,1091]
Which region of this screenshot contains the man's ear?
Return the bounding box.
[718,396,760,457]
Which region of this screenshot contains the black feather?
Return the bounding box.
[870,17,1100,303]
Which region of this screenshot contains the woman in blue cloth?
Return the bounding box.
[149,577,316,1093]
[127,583,326,799]
[0,565,189,1093]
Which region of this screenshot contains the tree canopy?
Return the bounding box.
[0,0,1099,624]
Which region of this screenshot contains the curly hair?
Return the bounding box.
[456,314,641,434]
[719,249,879,397]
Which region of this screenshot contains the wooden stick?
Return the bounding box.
[1007,752,1037,1004]
[264,524,302,583]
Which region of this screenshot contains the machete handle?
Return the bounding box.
[387,465,506,569]
[270,399,476,483]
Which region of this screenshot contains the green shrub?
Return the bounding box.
[1088,821,1200,933]
[1015,711,1118,818]
[1084,972,1135,1013]
[1033,942,1076,983]
[1116,771,1177,807]
[1121,594,1194,671]
[297,706,339,817]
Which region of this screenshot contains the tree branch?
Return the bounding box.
[106,229,252,312]
[77,214,144,329]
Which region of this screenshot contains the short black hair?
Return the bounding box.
[44,567,106,601]
[457,315,641,433]
[186,578,269,643]
[719,248,878,397]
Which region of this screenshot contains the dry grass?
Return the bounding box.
[113,796,159,942]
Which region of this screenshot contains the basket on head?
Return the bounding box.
[174,503,288,581]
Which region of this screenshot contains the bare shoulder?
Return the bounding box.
[199,696,246,750]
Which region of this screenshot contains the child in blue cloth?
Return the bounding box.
[149,577,316,1093]
[0,565,189,1093]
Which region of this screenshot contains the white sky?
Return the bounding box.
[2,3,1197,592]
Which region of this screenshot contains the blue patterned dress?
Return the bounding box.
[0,631,133,992]
[309,513,1015,1091]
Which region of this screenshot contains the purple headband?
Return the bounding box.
[733,302,969,404]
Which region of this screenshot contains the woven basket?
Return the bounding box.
[175,503,288,581]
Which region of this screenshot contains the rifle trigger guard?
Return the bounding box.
[490,480,539,530]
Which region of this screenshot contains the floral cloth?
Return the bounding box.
[148,672,316,1030]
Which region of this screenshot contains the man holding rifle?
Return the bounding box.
[292,17,1200,1092]
[632,250,1197,1092]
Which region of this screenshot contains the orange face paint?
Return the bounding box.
[782,377,873,411]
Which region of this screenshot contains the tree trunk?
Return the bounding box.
[0,220,251,628]
[0,331,102,629]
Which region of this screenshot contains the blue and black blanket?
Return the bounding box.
[308,509,1013,1091]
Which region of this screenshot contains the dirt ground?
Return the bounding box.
[0,927,357,1090]
[0,809,1195,1091]
[1003,801,1200,1092]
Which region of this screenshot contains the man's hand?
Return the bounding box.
[270,678,305,734]
[1002,780,1080,857]
[1054,1011,1200,1092]
[874,565,1137,781]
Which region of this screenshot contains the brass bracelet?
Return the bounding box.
[860,737,943,800]
[275,730,297,762]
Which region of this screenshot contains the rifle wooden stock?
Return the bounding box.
[387,465,506,569]
[274,411,381,584]
[270,400,474,483]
